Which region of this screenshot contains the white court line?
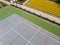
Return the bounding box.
[15,14,39,29]
[0,21,21,39]
[27,20,60,43]
[12,14,60,44]
[39,30,60,43]
[12,29,33,45]
[16,15,60,43]
[26,30,39,45]
[0,14,60,45]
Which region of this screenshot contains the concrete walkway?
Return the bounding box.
[0,0,60,24]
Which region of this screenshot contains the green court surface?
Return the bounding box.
[0,6,60,37]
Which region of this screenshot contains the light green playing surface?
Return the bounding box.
[0,6,60,37]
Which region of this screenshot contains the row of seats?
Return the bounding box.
[26,0,60,17]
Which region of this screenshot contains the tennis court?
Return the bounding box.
[0,6,60,45]
[0,14,60,45]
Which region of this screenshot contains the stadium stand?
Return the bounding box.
[26,0,60,17]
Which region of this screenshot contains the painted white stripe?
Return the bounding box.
[26,30,39,45]
[15,14,60,43]
[0,20,20,39]
[12,29,33,45]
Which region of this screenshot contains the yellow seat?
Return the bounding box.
[26,0,60,17]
